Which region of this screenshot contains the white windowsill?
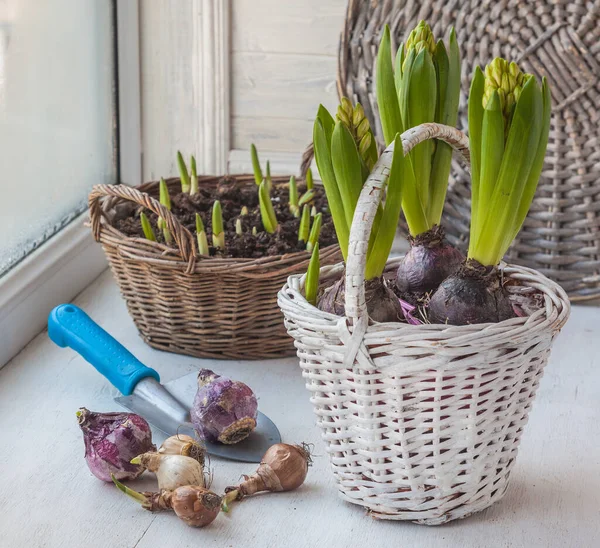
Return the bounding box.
[0,265,598,546]
[0,212,108,367]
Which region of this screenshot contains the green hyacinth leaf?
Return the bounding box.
[511,77,551,241]
[140,212,156,242]
[177,151,191,193]
[258,180,278,234]
[469,90,505,256]
[306,212,322,252]
[365,133,404,280]
[305,243,320,306]
[403,48,437,211]
[376,25,404,145]
[298,204,311,243]
[467,66,485,239]
[394,42,405,92]
[313,115,348,260]
[331,121,364,229]
[190,155,198,194]
[250,144,263,186]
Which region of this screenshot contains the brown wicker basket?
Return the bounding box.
[88,175,341,360]
[334,0,600,301]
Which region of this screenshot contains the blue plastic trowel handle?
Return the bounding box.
[48,304,159,395]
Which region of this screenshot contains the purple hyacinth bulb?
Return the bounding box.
[190,369,258,445]
[77,408,155,482]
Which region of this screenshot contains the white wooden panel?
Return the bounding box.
[232,116,314,153]
[139,0,229,179]
[231,52,339,120]
[228,149,304,175]
[232,0,346,55]
[139,1,196,181]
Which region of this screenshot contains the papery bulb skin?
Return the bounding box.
[158,434,206,467]
[396,225,465,296]
[169,486,222,527]
[318,276,403,323]
[136,452,205,491]
[140,486,221,528]
[190,370,258,445]
[77,408,155,482]
[428,260,515,325]
[223,443,311,508]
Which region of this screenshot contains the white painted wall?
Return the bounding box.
[139,0,346,180]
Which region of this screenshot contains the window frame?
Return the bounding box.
[0,0,141,367]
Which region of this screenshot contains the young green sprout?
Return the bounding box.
[305,243,320,306]
[159,178,173,244]
[235,218,243,235]
[250,144,263,186]
[298,205,310,243]
[313,100,406,322]
[376,21,464,295]
[190,155,198,194]
[311,205,317,217]
[252,226,258,236]
[428,59,552,325]
[240,206,249,216]
[177,151,191,194]
[305,167,314,190]
[289,175,299,217]
[195,213,209,255]
[306,212,322,253]
[266,160,272,191]
[258,180,278,234]
[298,189,315,207]
[140,212,156,242]
[212,201,225,249]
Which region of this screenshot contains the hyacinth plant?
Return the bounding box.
[376,21,465,296]
[177,151,199,194]
[429,58,551,325]
[158,178,173,243]
[140,212,156,242]
[309,98,406,322]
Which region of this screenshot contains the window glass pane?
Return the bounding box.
[0,0,116,276]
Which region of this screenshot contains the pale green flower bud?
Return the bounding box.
[359,132,372,157]
[483,57,531,126]
[352,103,365,127]
[336,104,351,126]
[356,117,370,139]
[341,97,353,120]
[405,20,436,57]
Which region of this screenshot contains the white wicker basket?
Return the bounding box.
[278,124,571,525]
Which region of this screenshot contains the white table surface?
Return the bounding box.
[1,269,599,548]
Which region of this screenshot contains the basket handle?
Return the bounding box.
[88,184,197,272]
[344,123,471,323]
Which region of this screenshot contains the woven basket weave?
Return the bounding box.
[279,124,570,524]
[88,176,341,360]
[335,0,600,301]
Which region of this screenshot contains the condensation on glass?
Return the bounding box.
[0,0,117,276]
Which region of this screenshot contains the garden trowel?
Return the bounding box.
[48,304,281,463]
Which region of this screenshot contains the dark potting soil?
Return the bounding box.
[113,177,337,258]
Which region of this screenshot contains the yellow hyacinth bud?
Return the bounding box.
[359,132,372,157]
[483,57,531,126]
[352,103,365,127]
[341,97,353,119]
[356,117,370,139]
[405,20,436,57]
[336,104,351,126]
